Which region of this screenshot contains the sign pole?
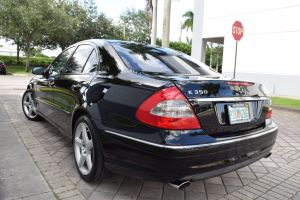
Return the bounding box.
[232,21,244,79]
[233,41,238,79]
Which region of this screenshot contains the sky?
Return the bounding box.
[0,0,194,57]
[96,0,194,40]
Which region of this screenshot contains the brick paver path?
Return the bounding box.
[3,102,300,200]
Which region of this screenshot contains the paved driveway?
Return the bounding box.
[0,74,300,200]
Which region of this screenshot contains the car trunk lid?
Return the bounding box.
[174,79,270,137]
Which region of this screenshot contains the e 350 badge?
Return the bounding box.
[188,90,208,95]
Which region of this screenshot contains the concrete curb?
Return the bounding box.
[5,72,34,76]
[272,105,300,113]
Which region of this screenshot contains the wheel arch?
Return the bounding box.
[71,107,95,142]
[27,84,32,90]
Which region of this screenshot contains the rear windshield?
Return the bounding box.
[111,42,222,76]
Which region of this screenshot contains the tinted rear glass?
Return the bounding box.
[111,42,221,76]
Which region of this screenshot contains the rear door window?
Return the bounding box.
[65,45,94,73]
[82,50,98,73]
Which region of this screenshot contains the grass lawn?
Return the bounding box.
[271,97,300,109]
[6,65,33,74]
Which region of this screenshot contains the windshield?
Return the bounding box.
[111,42,222,77]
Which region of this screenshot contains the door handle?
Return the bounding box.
[48,77,55,87]
[72,83,81,90]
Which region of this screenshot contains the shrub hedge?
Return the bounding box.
[169,41,191,55]
[155,38,191,55]
[0,55,54,66]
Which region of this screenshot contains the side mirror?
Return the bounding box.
[32,67,44,75]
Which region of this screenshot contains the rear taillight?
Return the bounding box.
[136,86,201,129]
[266,108,272,119]
[226,82,254,86]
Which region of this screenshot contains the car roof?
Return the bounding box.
[75,39,183,56]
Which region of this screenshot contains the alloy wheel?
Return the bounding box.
[23,92,38,119]
[74,122,94,175]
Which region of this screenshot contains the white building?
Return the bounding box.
[192,0,300,96]
[0,46,24,56]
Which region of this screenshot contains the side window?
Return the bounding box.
[49,47,75,75]
[82,50,98,73]
[98,46,121,76]
[65,45,93,73]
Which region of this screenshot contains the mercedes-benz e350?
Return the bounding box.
[22,39,278,190]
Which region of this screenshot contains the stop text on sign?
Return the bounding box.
[232,26,243,35]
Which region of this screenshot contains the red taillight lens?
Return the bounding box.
[136,86,201,129]
[266,108,272,119]
[226,82,254,86]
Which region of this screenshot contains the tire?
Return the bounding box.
[3,71,6,75]
[73,115,112,182]
[22,89,43,121]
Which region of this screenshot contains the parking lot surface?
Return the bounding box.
[0,74,300,200]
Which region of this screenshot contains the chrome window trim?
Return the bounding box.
[194,97,269,102]
[105,126,278,150]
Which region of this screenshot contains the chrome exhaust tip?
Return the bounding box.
[168,180,191,190]
[264,152,272,158]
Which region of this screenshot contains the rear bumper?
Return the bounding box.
[101,122,278,183]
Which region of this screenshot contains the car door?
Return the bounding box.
[52,44,98,137]
[34,47,75,122]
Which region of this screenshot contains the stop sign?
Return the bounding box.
[232,21,244,41]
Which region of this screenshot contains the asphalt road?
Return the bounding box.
[0,74,34,95]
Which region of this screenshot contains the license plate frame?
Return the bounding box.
[227,103,251,124]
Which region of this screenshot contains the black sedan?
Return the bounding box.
[0,60,6,75]
[22,39,278,190]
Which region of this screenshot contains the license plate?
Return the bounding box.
[228,103,250,124]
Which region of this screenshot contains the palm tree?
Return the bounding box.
[182,10,193,32]
[162,0,171,47]
[146,0,180,47]
[145,0,158,45]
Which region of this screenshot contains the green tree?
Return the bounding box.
[205,45,223,73]
[186,37,192,45]
[0,6,26,65]
[94,14,124,40]
[119,8,150,42]
[55,0,122,50]
[30,48,49,57]
[182,10,193,32]
[0,0,76,71]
